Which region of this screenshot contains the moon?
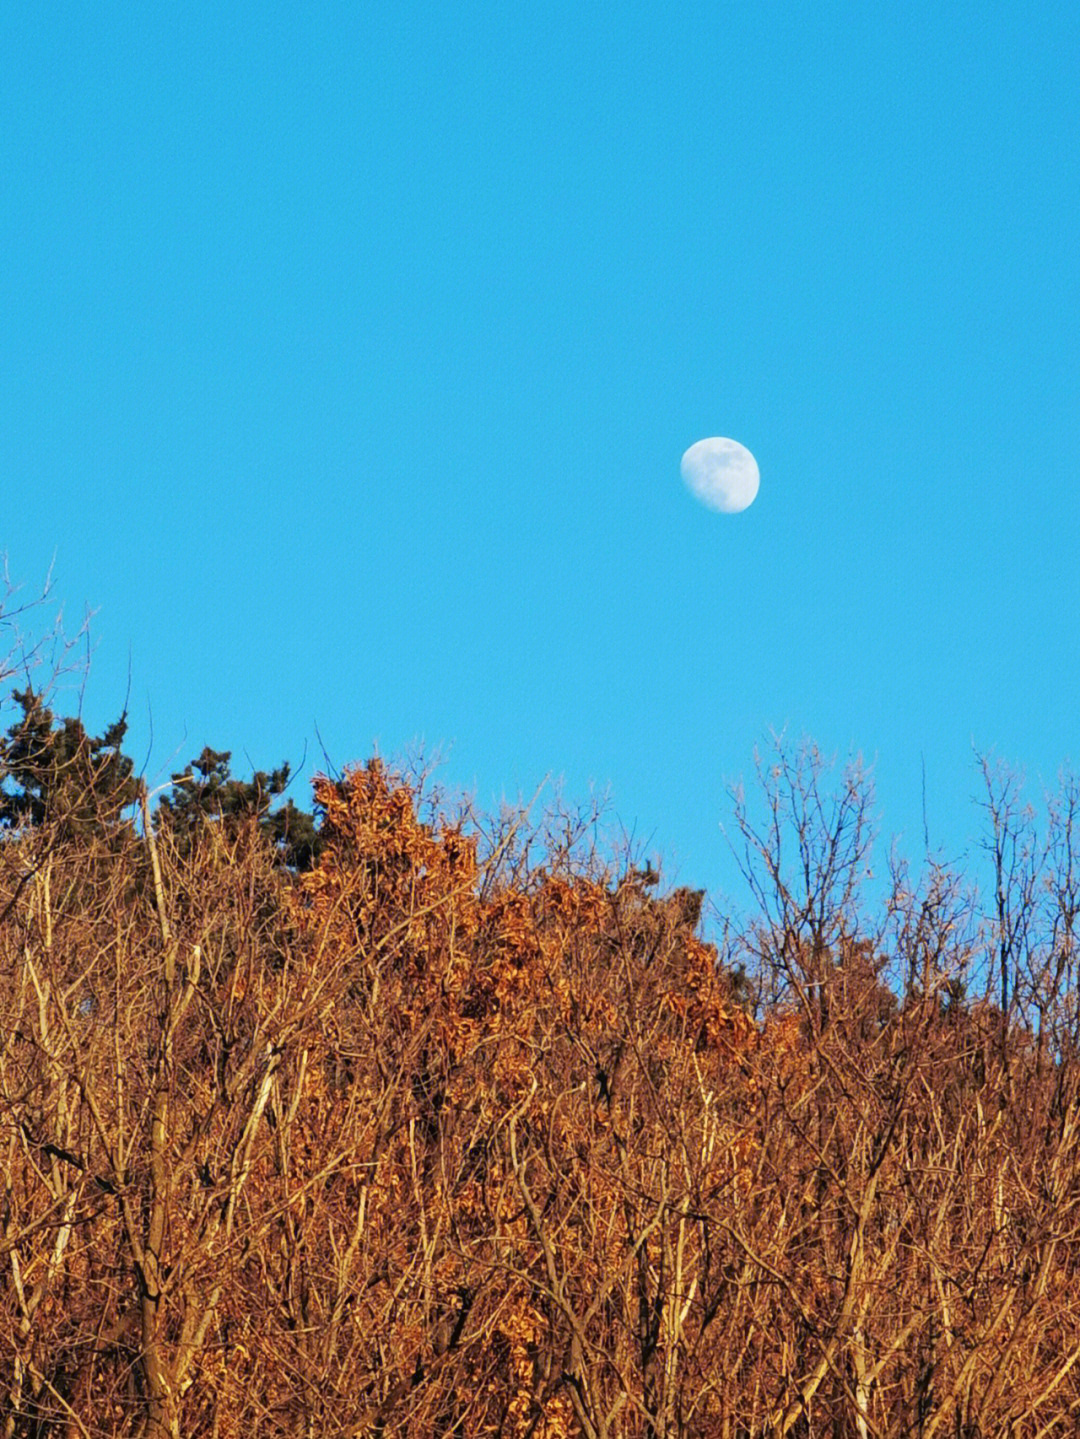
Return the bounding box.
[681,437,760,513]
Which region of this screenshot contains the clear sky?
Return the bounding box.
[3,0,1077,911]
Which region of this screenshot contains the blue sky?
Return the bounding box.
[3,0,1077,911]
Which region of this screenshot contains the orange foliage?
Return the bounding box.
[4,755,1080,1437]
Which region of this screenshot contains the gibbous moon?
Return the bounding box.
[681,437,760,513]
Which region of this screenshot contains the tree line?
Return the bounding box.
[2,609,1080,1435]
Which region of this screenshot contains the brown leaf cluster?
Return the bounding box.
[3,752,1080,1438]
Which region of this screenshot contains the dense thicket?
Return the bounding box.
[2,679,1080,1437]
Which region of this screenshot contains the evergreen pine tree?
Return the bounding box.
[0,688,139,836]
[156,745,317,868]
